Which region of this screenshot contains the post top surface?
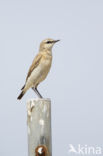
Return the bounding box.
[27,98,51,103]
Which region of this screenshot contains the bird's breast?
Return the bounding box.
[41,57,52,75]
[27,56,52,86]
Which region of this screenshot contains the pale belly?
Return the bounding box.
[26,61,51,89]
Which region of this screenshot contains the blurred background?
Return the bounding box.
[0,0,103,156]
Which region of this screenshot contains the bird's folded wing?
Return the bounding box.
[26,53,42,81]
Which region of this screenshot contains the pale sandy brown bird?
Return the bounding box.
[17,38,59,100]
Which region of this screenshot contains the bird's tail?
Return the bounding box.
[17,90,25,100]
[21,84,25,90]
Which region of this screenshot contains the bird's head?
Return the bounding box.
[39,38,60,51]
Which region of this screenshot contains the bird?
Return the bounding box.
[17,38,59,100]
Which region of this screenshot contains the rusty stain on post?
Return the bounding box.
[35,145,49,156]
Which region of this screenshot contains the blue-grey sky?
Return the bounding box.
[0,0,103,156]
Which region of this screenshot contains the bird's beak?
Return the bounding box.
[53,40,60,43]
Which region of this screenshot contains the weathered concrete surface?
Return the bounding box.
[27,98,52,156]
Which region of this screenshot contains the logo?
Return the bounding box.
[68,144,102,155]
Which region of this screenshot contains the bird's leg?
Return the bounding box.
[32,87,43,98]
[35,87,43,98]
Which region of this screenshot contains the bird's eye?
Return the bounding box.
[46,41,51,44]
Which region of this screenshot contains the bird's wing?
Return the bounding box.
[26,53,42,81]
